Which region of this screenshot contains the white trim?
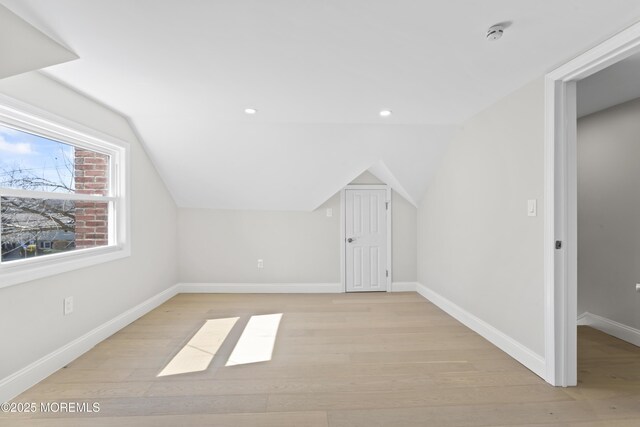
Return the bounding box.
[386,188,392,290]
[578,312,640,347]
[0,284,179,403]
[0,245,129,287]
[343,184,390,191]
[543,77,557,385]
[416,283,546,379]
[0,93,131,289]
[0,94,128,155]
[340,184,392,292]
[391,282,418,292]
[340,189,346,293]
[0,188,116,202]
[544,21,640,387]
[178,283,342,294]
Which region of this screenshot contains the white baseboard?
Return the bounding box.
[578,312,640,347]
[415,283,546,379]
[576,312,587,324]
[180,282,418,293]
[0,284,180,403]
[178,282,343,294]
[390,282,418,292]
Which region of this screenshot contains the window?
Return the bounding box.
[0,96,129,288]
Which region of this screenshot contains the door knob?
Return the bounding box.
[347,238,355,243]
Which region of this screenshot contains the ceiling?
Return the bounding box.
[578,52,640,118]
[0,4,76,80]
[2,1,640,210]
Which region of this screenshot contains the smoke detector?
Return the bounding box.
[486,24,504,41]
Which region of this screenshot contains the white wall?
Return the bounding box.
[179,195,341,283]
[391,192,417,282]
[0,72,178,380]
[577,97,640,330]
[178,171,417,284]
[349,170,385,185]
[417,78,545,356]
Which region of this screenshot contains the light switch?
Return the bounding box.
[527,199,537,217]
[326,208,333,217]
[63,296,73,316]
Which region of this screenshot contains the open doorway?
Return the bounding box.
[545,22,640,387]
[575,57,640,386]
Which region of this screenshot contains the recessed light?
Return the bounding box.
[244,108,257,115]
[379,110,392,117]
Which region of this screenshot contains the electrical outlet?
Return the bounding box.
[63,296,73,316]
[257,259,264,269]
[326,208,333,217]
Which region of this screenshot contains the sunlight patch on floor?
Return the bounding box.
[158,317,239,377]
[226,313,283,366]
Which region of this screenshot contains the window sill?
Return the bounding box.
[0,245,131,289]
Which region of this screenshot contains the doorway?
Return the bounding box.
[545,21,640,386]
[341,185,391,292]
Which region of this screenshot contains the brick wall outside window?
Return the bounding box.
[74,149,109,249]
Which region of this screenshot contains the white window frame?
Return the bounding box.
[0,94,130,288]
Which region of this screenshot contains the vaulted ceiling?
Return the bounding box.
[3,1,640,210]
[0,4,76,79]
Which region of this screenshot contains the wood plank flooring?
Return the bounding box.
[2,292,639,426]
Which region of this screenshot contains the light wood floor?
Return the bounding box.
[3,292,640,426]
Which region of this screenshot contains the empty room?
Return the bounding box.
[0,1,639,426]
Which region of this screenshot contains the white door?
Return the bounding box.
[345,189,388,292]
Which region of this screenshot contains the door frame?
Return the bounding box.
[340,185,392,293]
[544,21,640,386]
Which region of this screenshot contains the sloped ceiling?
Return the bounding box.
[134,122,454,210]
[2,1,640,210]
[0,4,77,79]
